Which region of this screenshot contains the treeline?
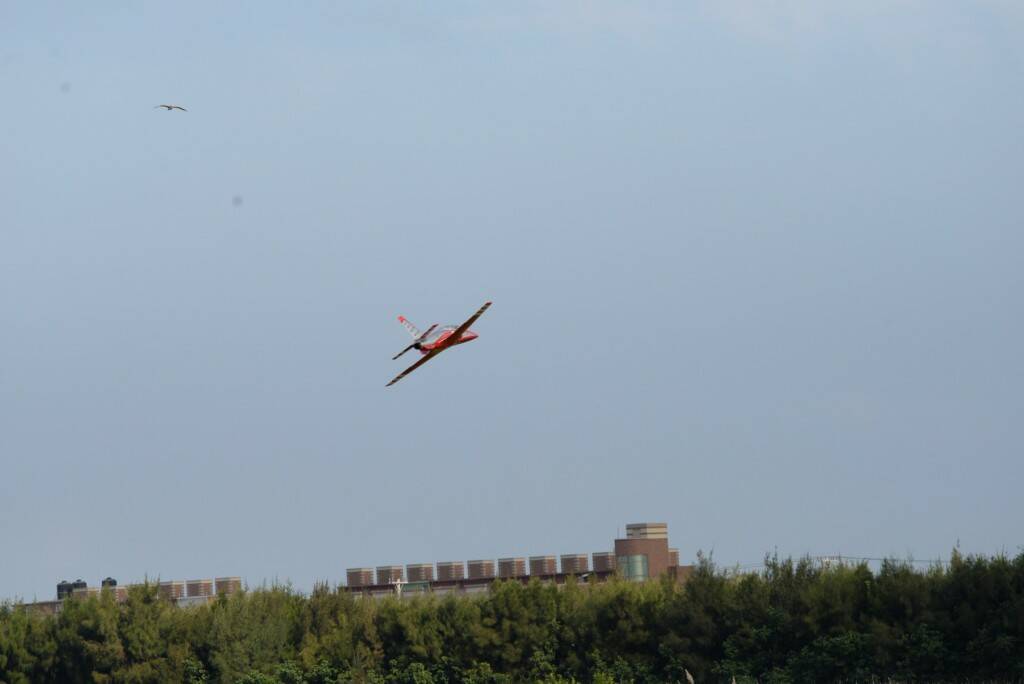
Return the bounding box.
[2,551,1022,683]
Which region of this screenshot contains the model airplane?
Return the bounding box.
[387,301,491,387]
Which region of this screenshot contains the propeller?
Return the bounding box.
[392,343,417,360]
[392,324,438,360]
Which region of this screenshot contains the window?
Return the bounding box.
[617,554,649,582]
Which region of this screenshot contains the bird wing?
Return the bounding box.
[444,301,491,346]
[386,348,443,387]
[173,106,187,111]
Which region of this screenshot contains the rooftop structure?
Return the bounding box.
[158,581,186,600]
[592,552,616,573]
[616,522,680,582]
[529,555,557,576]
[560,553,589,575]
[376,566,403,585]
[30,575,242,615]
[344,523,691,598]
[436,562,465,581]
[626,522,668,540]
[498,557,526,578]
[346,568,374,588]
[468,559,496,579]
[215,577,242,595]
[406,563,434,583]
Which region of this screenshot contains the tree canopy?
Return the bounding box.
[2,551,1022,683]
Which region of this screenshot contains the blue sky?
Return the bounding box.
[2,1,1022,601]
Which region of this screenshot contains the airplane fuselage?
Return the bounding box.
[416,325,479,354]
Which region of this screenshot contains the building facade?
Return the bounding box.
[560,554,589,575]
[615,522,674,581]
[436,561,465,581]
[376,566,403,585]
[343,522,691,597]
[406,563,434,583]
[592,552,617,573]
[215,577,242,595]
[498,557,526,578]
[30,575,242,615]
[346,568,374,588]
[529,556,557,576]
[468,559,496,579]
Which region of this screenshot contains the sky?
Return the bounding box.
[2,1,1022,601]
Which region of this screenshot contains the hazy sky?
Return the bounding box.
[2,2,1022,601]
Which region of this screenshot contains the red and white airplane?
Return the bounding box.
[387,301,492,387]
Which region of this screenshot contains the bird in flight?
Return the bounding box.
[154,104,187,111]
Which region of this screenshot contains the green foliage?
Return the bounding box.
[3,552,1024,682]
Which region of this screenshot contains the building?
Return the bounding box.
[343,522,692,598]
[28,575,242,615]
[615,522,678,582]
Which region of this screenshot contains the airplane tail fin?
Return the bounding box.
[397,316,422,340]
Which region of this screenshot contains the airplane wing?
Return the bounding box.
[445,301,492,345]
[386,348,444,387]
